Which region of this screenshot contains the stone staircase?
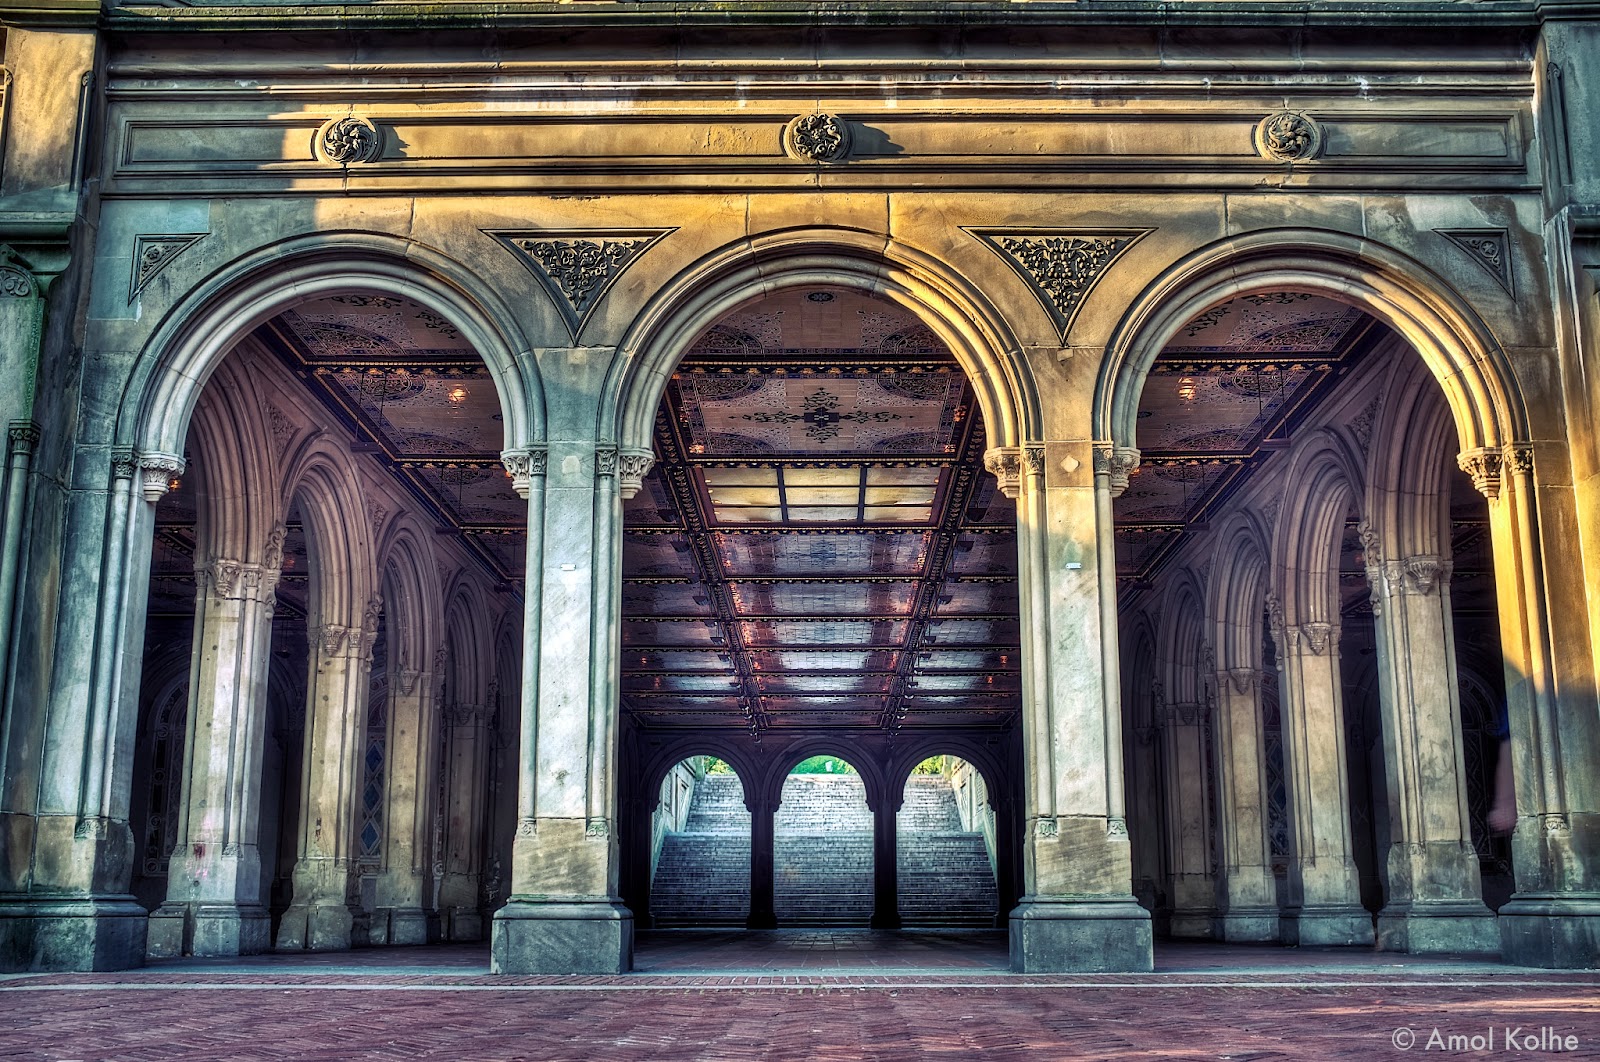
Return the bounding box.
[651,772,997,928]
[775,774,874,925]
[897,776,999,927]
[651,774,751,926]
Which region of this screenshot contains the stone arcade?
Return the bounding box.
[0,0,1597,978]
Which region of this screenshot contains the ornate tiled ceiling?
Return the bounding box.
[621,288,1020,733]
[1116,292,1493,619]
[264,295,523,584]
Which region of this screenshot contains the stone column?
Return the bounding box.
[492,444,648,973]
[371,662,435,946]
[0,448,179,971]
[1460,445,1600,967]
[439,702,490,941]
[1362,534,1497,953]
[1212,668,1280,941]
[276,600,379,951]
[747,792,777,929]
[990,791,1020,929]
[1157,687,1217,938]
[1271,606,1374,945]
[1004,444,1152,972]
[871,791,902,930]
[147,529,285,958]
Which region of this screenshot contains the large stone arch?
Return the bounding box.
[1095,228,1529,469]
[1208,511,1273,676]
[603,226,1040,459]
[121,232,544,467]
[1271,427,1367,630]
[762,741,888,814]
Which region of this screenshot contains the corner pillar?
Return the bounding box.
[276,601,380,952]
[1212,668,1280,941]
[1271,609,1374,946]
[1006,444,1152,972]
[870,791,901,930]
[370,664,436,946]
[492,443,634,974]
[146,530,285,958]
[747,792,777,929]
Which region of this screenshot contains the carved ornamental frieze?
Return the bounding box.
[1254,111,1322,162]
[1437,229,1514,296]
[316,116,382,165]
[965,228,1151,343]
[129,234,208,302]
[486,229,674,339]
[783,113,852,163]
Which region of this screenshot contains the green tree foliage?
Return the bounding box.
[788,755,858,775]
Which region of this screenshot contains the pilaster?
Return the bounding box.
[1007,445,1152,973]
[1212,668,1280,941]
[492,441,631,974]
[1271,608,1374,946]
[147,531,285,959]
[276,605,378,952]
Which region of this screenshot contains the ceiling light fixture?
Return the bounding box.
[447,385,469,405]
[1177,376,1198,402]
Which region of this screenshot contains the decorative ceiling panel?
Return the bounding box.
[1160,293,1365,354]
[621,290,1021,733]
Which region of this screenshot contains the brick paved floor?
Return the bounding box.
[3,932,1596,1060]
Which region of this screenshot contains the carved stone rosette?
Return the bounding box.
[316,116,382,165]
[783,113,852,163]
[1254,111,1322,162]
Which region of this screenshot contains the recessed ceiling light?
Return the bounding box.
[806,291,836,303]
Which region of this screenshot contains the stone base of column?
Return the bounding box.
[1280,905,1374,946]
[1168,907,1217,939]
[370,907,430,946]
[275,903,354,951]
[1498,895,1600,969]
[147,903,271,959]
[443,908,484,942]
[746,909,777,930]
[1377,900,1499,955]
[0,897,147,972]
[491,901,633,974]
[1009,899,1153,973]
[1218,907,1280,942]
[870,911,902,930]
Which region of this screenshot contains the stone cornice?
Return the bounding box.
[95,0,1543,34]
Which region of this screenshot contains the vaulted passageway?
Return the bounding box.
[616,286,1025,938]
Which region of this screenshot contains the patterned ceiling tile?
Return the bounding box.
[281,296,474,356]
[757,673,895,695]
[739,618,908,647]
[406,463,525,525]
[1163,293,1364,354]
[1115,460,1240,523]
[1135,365,1320,453]
[679,369,964,457]
[727,581,918,616]
[714,530,932,578]
[621,582,715,617]
[622,532,698,578]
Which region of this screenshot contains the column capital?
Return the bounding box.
[1092,443,1140,497]
[617,447,656,500]
[1222,667,1262,695]
[198,557,281,604]
[136,451,186,503]
[500,446,548,500]
[1383,555,1452,597]
[442,703,488,728]
[1456,446,1503,499]
[983,446,1022,498]
[7,420,40,453]
[1283,622,1339,656]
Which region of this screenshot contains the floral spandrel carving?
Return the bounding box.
[1436,229,1514,296]
[317,116,382,165]
[965,228,1151,342]
[1255,112,1322,162]
[783,113,852,163]
[128,234,207,302]
[487,228,674,339]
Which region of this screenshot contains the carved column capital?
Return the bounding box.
[983,446,1022,499]
[594,445,619,479]
[199,557,281,604]
[1285,622,1338,656]
[1457,447,1503,500]
[136,451,186,503]
[7,420,40,454]
[1223,668,1262,695]
[1505,442,1535,478]
[1092,444,1140,497]
[617,447,655,500]
[443,703,488,728]
[500,446,548,500]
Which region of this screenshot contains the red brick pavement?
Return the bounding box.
[1,934,1596,1061]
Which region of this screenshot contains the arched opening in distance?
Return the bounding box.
[649,756,751,926]
[896,755,1000,926]
[776,755,874,925]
